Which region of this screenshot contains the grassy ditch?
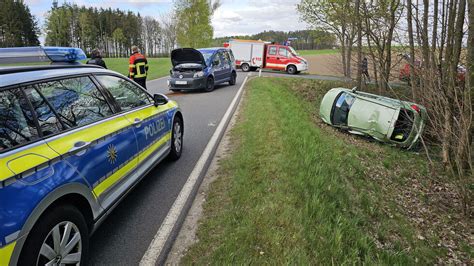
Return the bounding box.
[181,78,472,264]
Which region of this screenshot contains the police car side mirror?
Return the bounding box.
[212,60,219,66]
[153,93,169,106]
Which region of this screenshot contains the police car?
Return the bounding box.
[0,47,183,265]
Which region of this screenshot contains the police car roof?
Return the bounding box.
[0,65,117,88]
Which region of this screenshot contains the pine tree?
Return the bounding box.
[0,0,39,47]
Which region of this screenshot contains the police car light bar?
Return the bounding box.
[0,46,86,64]
[43,47,87,62]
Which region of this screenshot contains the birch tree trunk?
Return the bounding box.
[356,0,362,88]
[407,0,417,99]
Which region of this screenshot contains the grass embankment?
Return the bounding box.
[181,78,472,264]
[1,58,171,80]
[298,49,339,56]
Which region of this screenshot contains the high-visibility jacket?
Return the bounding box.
[129,52,148,79]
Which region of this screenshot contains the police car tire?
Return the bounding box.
[205,76,215,92]
[168,116,183,161]
[18,205,89,266]
[241,63,250,72]
[229,72,237,85]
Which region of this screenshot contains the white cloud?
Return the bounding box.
[212,0,308,38]
[74,0,172,9]
[26,0,309,44]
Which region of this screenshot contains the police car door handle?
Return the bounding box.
[69,141,91,155]
[133,118,142,127]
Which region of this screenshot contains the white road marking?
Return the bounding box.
[140,75,249,265]
[208,121,217,127]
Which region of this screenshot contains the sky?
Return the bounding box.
[24,0,309,43]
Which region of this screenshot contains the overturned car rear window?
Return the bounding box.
[390,109,414,142]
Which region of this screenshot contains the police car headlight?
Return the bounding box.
[194,71,205,78]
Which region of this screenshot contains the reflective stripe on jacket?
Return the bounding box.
[129,52,149,79]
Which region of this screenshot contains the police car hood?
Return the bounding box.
[171,48,206,67]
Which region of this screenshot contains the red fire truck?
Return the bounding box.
[225,39,308,74]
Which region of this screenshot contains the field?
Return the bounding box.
[180,77,472,264]
[92,57,171,80]
[0,57,172,80]
[297,49,339,56]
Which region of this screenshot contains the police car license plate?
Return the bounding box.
[176,80,187,85]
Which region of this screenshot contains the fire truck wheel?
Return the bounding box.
[241,63,250,72]
[287,65,297,75]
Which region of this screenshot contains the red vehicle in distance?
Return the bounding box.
[225,39,308,75]
[399,54,466,86]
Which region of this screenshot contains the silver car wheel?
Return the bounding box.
[174,122,182,153]
[38,221,82,265]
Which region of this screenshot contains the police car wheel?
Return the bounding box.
[229,72,236,85]
[287,65,297,75]
[19,205,89,266]
[168,116,183,161]
[205,77,215,92]
[241,63,250,72]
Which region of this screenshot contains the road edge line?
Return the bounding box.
[140,75,249,265]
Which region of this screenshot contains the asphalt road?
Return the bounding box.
[88,73,247,265]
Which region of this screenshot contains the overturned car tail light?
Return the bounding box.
[411,104,421,113]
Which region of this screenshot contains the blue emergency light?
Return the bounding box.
[0,46,87,64]
[43,47,87,62]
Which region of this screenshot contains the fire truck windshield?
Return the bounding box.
[288,46,298,56]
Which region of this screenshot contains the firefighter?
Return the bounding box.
[129,45,148,89]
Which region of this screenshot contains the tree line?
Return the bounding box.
[298,0,472,214]
[44,2,176,57]
[212,29,337,50]
[43,0,220,57]
[0,0,39,47]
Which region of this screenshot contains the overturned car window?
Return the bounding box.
[391,109,414,142]
[331,92,355,126]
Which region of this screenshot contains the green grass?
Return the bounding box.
[89,57,171,80]
[297,49,339,56]
[180,77,462,264]
[0,57,171,80]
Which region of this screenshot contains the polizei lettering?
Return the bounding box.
[144,118,165,140]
